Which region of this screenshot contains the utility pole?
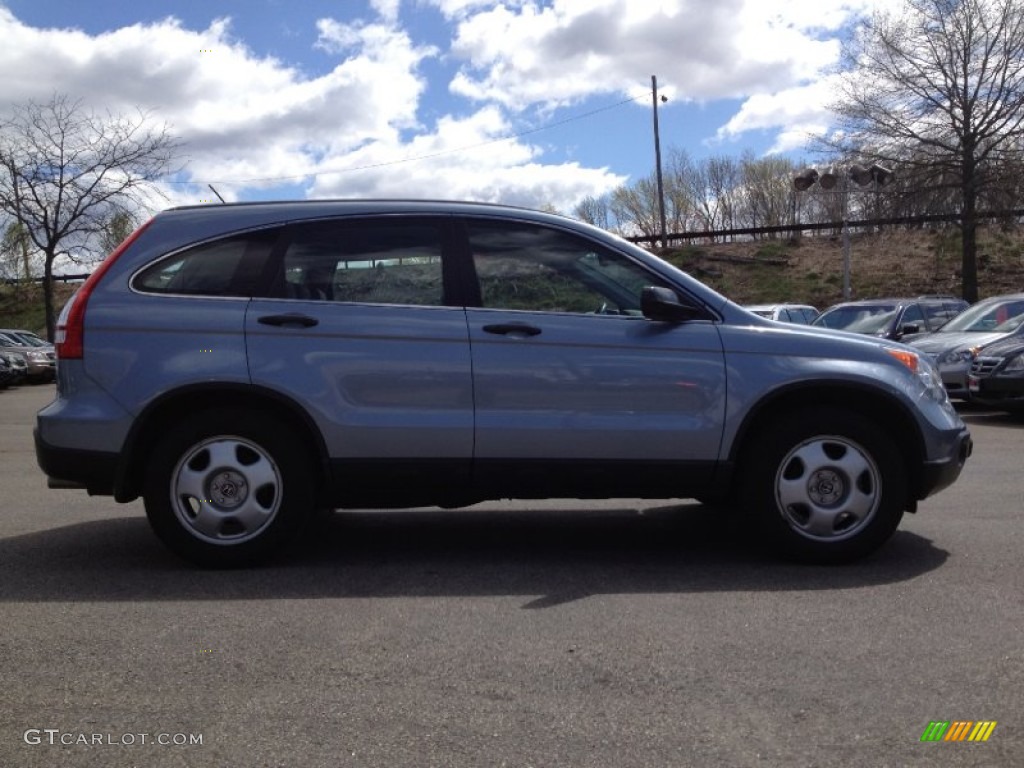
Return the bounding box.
[651,75,668,250]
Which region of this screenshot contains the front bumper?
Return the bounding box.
[968,374,1024,401]
[917,427,972,500]
[938,362,970,397]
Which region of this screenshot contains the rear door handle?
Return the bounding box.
[257,313,319,328]
[482,322,542,337]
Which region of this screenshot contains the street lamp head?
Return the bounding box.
[849,164,873,186]
[792,168,819,191]
[818,168,839,190]
[870,164,895,185]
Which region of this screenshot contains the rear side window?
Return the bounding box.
[276,219,447,306]
[134,229,280,296]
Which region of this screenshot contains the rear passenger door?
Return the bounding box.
[246,217,474,500]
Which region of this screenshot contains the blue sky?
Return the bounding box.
[0,0,889,213]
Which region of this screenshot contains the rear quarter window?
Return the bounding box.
[133,228,280,296]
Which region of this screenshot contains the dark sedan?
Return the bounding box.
[969,336,1024,411]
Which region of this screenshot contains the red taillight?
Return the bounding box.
[56,219,153,360]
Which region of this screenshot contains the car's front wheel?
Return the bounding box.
[143,410,314,567]
[740,407,907,563]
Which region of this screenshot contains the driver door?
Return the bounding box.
[461,218,726,496]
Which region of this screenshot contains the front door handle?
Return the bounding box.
[482,322,542,337]
[257,313,319,328]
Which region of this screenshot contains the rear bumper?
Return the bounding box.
[34,428,118,495]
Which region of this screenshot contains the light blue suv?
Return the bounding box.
[35,200,972,566]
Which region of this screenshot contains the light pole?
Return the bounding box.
[651,75,668,250]
[793,164,895,300]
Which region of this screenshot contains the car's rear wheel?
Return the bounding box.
[740,407,906,563]
[144,410,313,567]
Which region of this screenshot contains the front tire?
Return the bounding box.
[740,407,906,563]
[144,410,314,567]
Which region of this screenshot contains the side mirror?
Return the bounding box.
[641,286,702,323]
[899,323,921,336]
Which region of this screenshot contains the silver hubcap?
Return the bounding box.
[774,436,881,542]
[170,436,282,545]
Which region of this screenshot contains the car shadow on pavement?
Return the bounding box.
[956,405,1024,429]
[0,502,949,607]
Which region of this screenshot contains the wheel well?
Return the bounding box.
[114,387,328,503]
[731,385,925,499]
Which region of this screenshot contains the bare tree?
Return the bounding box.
[685,154,742,237]
[663,149,698,234]
[738,153,797,235]
[826,0,1024,301]
[0,220,33,282]
[98,208,140,257]
[0,94,180,338]
[573,194,614,230]
[610,176,664,241]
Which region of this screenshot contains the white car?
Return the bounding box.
[744,303,819,324]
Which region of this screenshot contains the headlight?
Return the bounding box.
[1004,355,1024,372]
[938,348,974,364]
[887,348,949,403]
[27,351,47,361]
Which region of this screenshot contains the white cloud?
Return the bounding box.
[439,0,857,110]
[307,106,625,209]
[713,78,843,155]
[0,0,901,217]
[426,0,508,20]
[370,0,403,24]
[0,5,623,212]
[434,0,892,151]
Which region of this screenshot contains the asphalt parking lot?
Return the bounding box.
[1,383,1021,767]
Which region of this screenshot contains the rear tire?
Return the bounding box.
[144,410,314,567]
[739,407,906,563]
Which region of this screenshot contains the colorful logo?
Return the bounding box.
[921,721,997,742]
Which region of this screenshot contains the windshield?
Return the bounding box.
[937,299,1024,332]
[814,304,897,332]
[993,313,1024,333]
[10,331,48,347]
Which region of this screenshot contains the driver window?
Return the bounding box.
[466,221,667,314]
[900,304,924,328]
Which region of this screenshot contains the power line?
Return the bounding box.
[164,93,645,186]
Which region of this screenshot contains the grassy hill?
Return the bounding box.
[0,282,77,337]
[2,224,1023,335]
[658,224,1024,309]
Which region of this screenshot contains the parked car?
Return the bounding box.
[2,328,51,348]
[0,350,28,385]
[35,200,971,567]
[968,335,1024,411]
[0,353,11,389]
[744,303,819,324]
[812,296,969,341]
[0,330,57,382]
[907,294,1024,399]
